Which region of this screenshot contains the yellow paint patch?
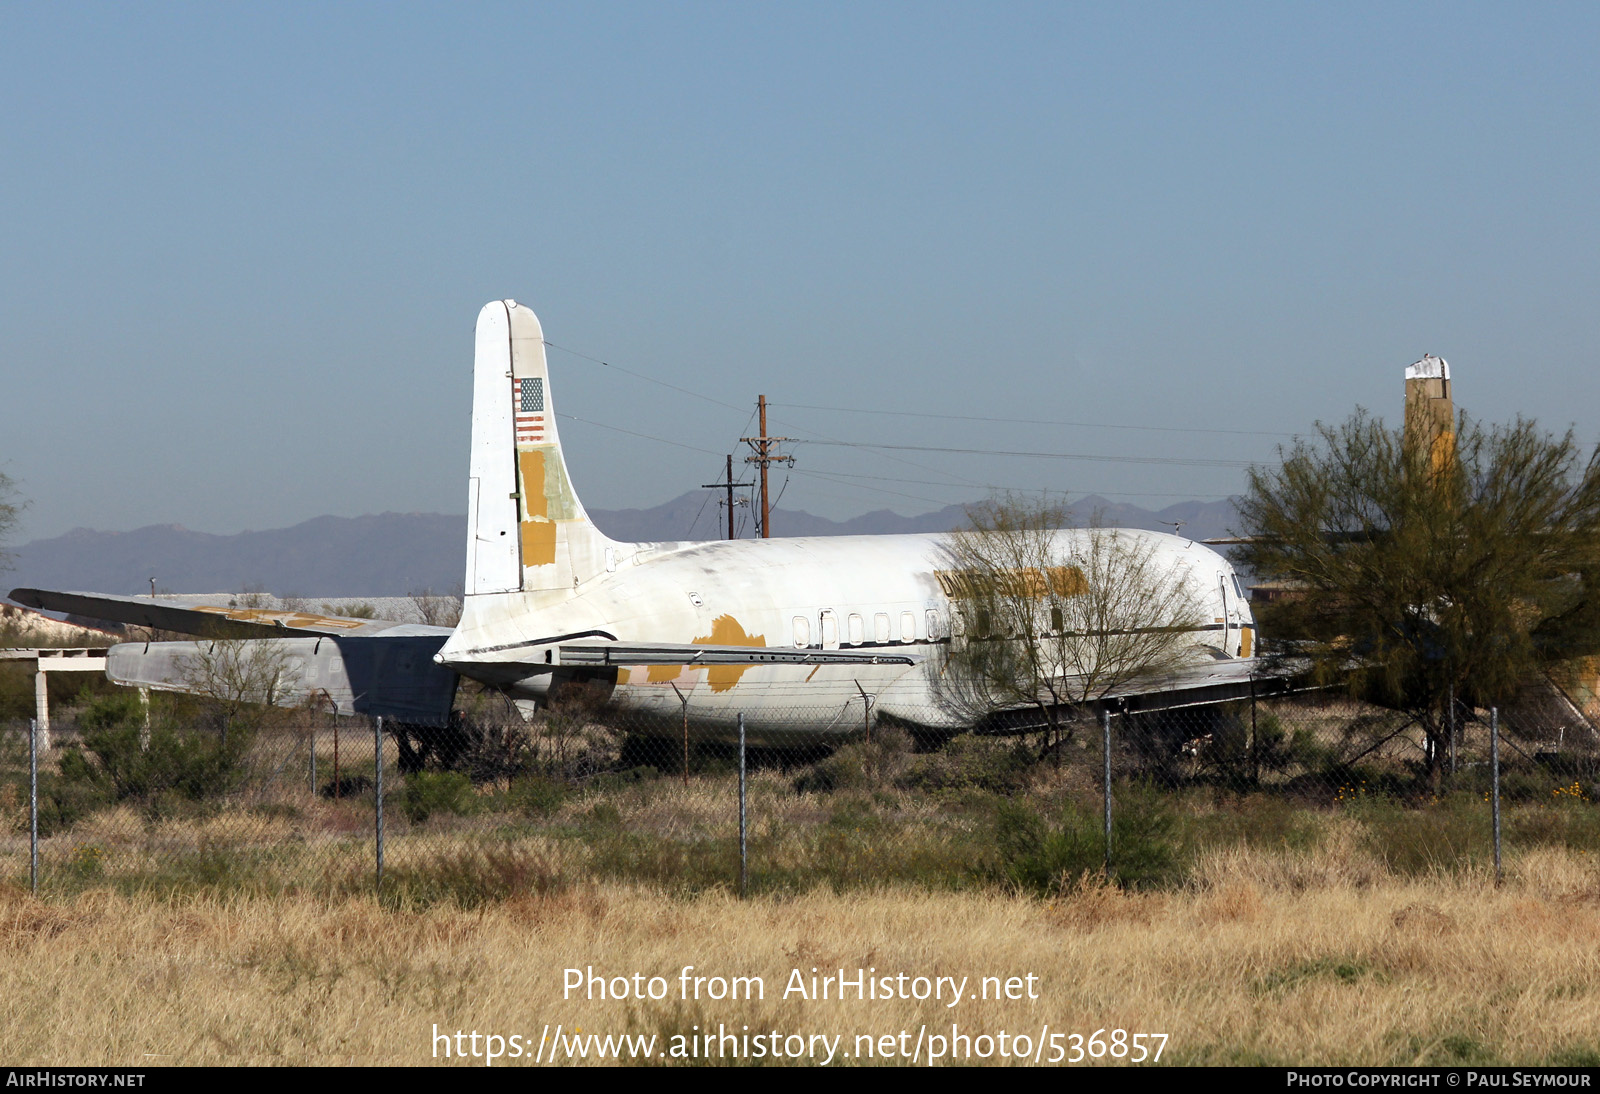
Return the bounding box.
[616,668,631,685]
[935,566,1087,599]
[646,664,682,684]
[518,450,548,519]
[1043,566,1088,596]
[694,614,767,693]
[191,606,366,631]
[521,519,557,566]
[1240,626,1253,659]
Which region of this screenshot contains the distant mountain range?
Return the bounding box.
[4,494,1242,597]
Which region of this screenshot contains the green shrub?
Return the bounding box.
[899,735,1032,794]
[400,770,476,824]
[590,765,659,792]
[582,802,623,831]
[1353,793,1489,874]
[377,845,567,910]
[505,775,567,817]
[793,731,910,794]
[61,694,254,805]
[1184,793,1322,854]
[994,784,1181,894]
[994,799,1101,893]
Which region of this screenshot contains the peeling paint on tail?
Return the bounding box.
[464,300,617,602]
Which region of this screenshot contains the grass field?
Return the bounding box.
[3,840,1599,1066]
[4,699,1600,1066]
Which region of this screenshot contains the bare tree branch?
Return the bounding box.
[935,495,1206,749]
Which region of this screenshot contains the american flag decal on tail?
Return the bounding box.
[514,377,546,443]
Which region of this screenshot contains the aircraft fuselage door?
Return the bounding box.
[1218,575,1233,658]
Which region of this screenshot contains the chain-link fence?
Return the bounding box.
[4,686,1596,901]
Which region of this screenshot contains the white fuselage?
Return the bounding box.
[440,527,1255,734]
[436,301,1258,738]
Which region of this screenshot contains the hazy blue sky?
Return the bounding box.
[3,3,1596,543]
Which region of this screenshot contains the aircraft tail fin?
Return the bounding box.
[463,300,615,600]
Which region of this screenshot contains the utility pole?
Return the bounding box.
[740,395,792,539]
[701,455,750,540]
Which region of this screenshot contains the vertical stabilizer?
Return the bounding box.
[463,300,614,601]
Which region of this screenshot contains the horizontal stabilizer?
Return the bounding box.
[107,634,459,726]
[10,588,451,639]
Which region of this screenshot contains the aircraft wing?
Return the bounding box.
[1095,655,1314,714]
[8,588,450,639]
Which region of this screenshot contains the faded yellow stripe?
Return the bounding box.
[934,566,1087,599]
[1240,626,1253,659]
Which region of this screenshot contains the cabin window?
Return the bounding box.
[976,610,991,638]
[820,610,839,649]
[926,609,941,640]
[848,613,865,645]
[874,613,891,643]
[1050,606,1064,633]
[900,611,915,642]
[792,615,809,648]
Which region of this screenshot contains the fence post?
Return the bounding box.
[33,672,50,753]
[670,683,689,786]
[29,718,38,896]
[1448,684,1458,777]
[375,716,385,890]
[309,724,317,796]
[1490,706,1502,886]
[738,712,748,899]
[1249,676,1259,787]
[1102,707,1112,882]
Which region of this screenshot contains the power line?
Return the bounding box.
[792,466,1245,511]
[685,463,720,539]
[547,338,1012,493]
[556,414,723,456]
[796,466,1241,493]
[791,469,957,508]
[543,341,748,414]
[546,337,1297,441]
[793,438,1256,468]
[701,455,751,540]
[560,409,1244,509]
[546,340,1256,487]
[541,339,1257,503]
[779,402,1301,439]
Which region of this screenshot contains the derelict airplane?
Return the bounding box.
[12,300,1262,742]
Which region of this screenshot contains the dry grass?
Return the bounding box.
[1,846,1599,1066]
